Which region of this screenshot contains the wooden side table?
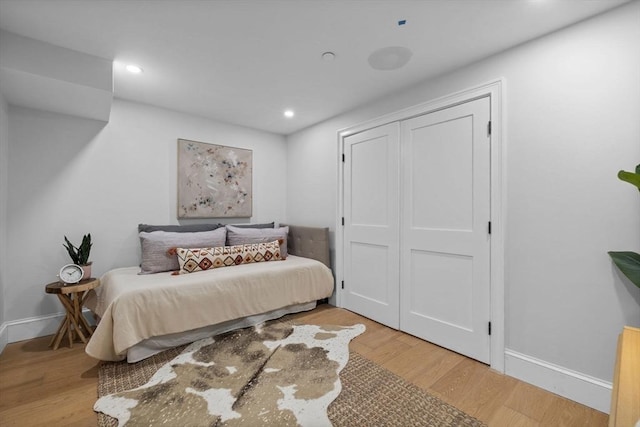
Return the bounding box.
[45,278,100,350]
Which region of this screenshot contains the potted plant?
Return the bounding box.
[608,164,640,288]
[63,233,93,279]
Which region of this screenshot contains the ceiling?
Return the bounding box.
[0,0,630,135]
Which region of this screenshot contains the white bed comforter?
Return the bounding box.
[85,256,334,361]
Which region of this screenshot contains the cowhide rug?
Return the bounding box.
[94,322,365,427]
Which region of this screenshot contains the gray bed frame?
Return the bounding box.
[284,224,331,269]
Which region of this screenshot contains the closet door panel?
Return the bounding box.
[343,123,400,329]
[409,250,473,330]
[410,116,473,231]
[400,97,491,364]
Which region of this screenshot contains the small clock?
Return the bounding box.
[59,263,84,284]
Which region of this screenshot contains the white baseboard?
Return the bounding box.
[0,309,96,353]
[505,348,612,414]
[0,321,8,355]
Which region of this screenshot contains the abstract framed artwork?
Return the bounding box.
[177,139,252,218]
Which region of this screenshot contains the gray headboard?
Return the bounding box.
[283,224,331,269]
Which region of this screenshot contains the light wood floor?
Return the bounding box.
[0,305,608,426]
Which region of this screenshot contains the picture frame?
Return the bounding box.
[177,139,253,218]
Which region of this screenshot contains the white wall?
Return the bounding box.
[0,30,113,122]
[5,99,287,323]
[0,92,8,346]
[287,0,640,394]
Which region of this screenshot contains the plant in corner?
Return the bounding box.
[63,233,93,278]
[608,164,640,288]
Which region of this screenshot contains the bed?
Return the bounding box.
[84,224,334,362]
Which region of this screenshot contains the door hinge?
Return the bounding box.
[487,121,492,137]
[488,321,492,335]
[342,153,345,162]
[488,221,492,234]
[342,217,345,226]
[341,280,345,289]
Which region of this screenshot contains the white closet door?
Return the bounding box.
[343,123,400,328]
[400,97,491,363]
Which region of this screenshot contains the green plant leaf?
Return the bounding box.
[77,233,92,264]
[63,234,92,264]
[608,251,640,288]
[63,235,80,264]
[617,166,640,192]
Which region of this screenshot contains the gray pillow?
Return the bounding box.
[138,223,223,233]
[228,222,274,229]
[139,228,227,274]
[226,225,289,258]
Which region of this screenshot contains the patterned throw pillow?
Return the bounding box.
[172,240,283,274]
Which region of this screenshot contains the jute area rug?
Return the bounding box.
[97,322,486,427]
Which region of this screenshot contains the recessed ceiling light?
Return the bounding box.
[284,110,295,118]
[125,64,143,74]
